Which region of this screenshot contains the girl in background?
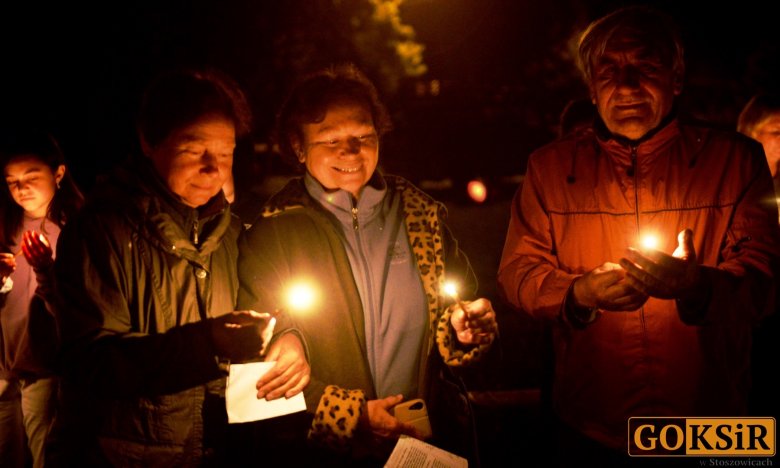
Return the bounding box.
[0,129,83,468]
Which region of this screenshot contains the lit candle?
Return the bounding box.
[444,282,467,311]
[285,283,317,313]
[640,234,658,250]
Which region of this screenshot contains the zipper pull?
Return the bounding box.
[351,207,359,231]
[193,219,199,245]
[627,146,637,177]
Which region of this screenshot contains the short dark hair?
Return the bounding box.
[578,6,684,86]
[138,68,252,148]
[0,128,84,248]
[738,94,780,138]
[274,64,392,171]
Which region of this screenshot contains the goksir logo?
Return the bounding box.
[628,417,775,456]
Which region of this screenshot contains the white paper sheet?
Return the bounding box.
[226,361,306,423]
[385,435,468,468]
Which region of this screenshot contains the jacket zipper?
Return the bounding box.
[192,219,199,245]
[350,199,378,385]
[351,207,359,231]
[631,146,646,336]
[632,145,652,412]
[631,146,642,275]
[631,146,639,232]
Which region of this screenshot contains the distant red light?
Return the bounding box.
[467,180,487,203]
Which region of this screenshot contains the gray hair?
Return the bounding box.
[578,6,684,86]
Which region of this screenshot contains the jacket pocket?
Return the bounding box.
[96,386,203,446]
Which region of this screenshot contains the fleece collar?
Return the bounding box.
[303,171,387,222]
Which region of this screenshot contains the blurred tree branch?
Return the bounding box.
[273,0,426,95]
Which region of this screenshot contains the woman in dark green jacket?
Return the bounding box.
[48,69,307,467]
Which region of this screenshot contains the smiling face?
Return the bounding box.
[146,113,236,208]
[4,155,65,219]
[753,113,780,177]
[296,101,379,199]
[589,28,683,141]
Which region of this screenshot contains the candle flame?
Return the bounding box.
[287,283,316,312]
[641,235,658,250]
[444,282,458,298]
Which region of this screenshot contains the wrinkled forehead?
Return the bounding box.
[599,26,671,65]
[306,96,372,125]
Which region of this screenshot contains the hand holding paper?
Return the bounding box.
[256,333,310,400]
[226,361,306,424]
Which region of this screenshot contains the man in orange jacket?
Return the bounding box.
[498,6,780,465]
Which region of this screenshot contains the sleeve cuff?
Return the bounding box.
[275,328,310,364]
[33,263,55,304]
[436,305,492,367]
[562,279,600,329]
[307,385,366,452]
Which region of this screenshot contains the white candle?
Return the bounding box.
[444,282,467,311]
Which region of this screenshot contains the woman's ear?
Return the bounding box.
[139,132,154,159]
[54,165,66,188]
[292,139,305,163]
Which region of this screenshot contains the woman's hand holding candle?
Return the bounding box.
[450,298,498,345]
[620,229,709,304]
[210,310,276,361]
[445,282,497,345]
[21,231,53,271]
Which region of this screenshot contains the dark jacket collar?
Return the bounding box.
[593,108,681,162]
[96,155,232,258]
[136,155,199,230]
[593,105,678,147]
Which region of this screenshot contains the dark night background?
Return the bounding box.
[1,1,777,465]
[2,0,777,190]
